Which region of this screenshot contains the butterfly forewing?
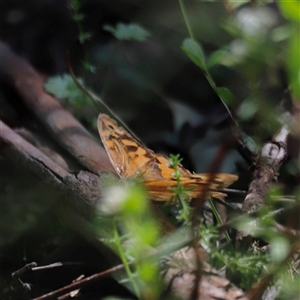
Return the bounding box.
[98,114,238,201]
[98,114,156,178]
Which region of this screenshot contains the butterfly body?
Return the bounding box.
[98,114,238,202]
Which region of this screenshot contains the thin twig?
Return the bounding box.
[31,264,125,300]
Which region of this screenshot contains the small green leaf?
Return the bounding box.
[79,32,92,44]
[103,23,151,42]
[44,74,90,108]
[207,49,227,68]
[82,60,96,73]
[182,38,206,70]
[73,13,85,22]
[216,87,235,105]
[70,0,82,11]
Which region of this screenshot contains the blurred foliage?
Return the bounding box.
[103,23,151,42]
[278,0,300,100]
[96,181,162,299]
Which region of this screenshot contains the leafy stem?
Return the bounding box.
[70,0,95,73]
[112,218,141,298]
[169,154,192,222]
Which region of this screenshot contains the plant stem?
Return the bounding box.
[208,199,231,243]
[112,219,141,298]
[178,0,195,40]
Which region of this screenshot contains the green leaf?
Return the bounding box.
[79,32,92,44]
[182,38,206,70]
[207,49,226,68]
[44,74,90,108]
[82,60,96,73]
[278,0,300,23]
[216,87,235,105]
[103,23,151,42]
[73,13,84,22]
[70,0,82,11]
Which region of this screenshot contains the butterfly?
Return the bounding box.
[98,114,238,202]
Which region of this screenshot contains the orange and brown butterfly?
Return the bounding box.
[98,114,238,202]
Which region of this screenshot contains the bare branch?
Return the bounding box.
[237,118,289,241]
[0,120,99,216]
[0,41,114,174]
